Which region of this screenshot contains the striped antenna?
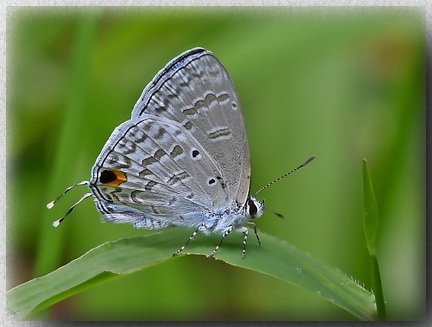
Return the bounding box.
[254,156,316,197]
[47,181,92,227]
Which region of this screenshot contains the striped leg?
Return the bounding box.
[240,227,249,258]
[241,225,260,258]
[172,224,203,257]
[247,222,261,246]
[208,226,234,258]
[253,225,261,246]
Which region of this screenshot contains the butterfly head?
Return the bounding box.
[245,196,265,219]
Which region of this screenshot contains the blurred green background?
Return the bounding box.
[7,7,424,321]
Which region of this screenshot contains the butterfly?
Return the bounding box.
[48,47,315,258]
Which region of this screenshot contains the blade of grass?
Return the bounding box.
[362,159,386,320]
[7,229,376,320]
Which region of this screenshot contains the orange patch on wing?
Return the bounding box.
[103,169,127,187]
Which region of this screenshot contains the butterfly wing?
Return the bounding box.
[90,48,251,228]
[132,48,251,207]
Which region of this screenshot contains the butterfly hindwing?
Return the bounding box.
[91,114,234,225]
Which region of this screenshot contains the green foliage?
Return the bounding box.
[7,230,375,320]
[362,160,386,320]
[362,160,380,255]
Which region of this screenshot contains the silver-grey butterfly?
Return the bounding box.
[48,47,315,258]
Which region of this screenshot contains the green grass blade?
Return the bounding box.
[370,254,386,320]
[362,159,386,320]
[7,229,376,320]
[362,159,380,255]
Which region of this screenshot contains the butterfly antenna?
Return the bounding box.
[52,192,93,227]
[46,181,89,209]
[254,156,316,197]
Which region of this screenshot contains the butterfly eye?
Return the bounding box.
[248,198,258,217]
[100,169,127,186]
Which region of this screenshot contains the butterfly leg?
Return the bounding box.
[247,222,261,246]
[253,225,261,246]
[208,226,234,258]
[172,224,204,257]
[240,226,249,258]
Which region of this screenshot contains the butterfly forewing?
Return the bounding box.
[131,48,251,208]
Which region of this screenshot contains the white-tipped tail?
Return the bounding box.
[53,219,62,227]
[46,181,89,210]
[50,192,92,228]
